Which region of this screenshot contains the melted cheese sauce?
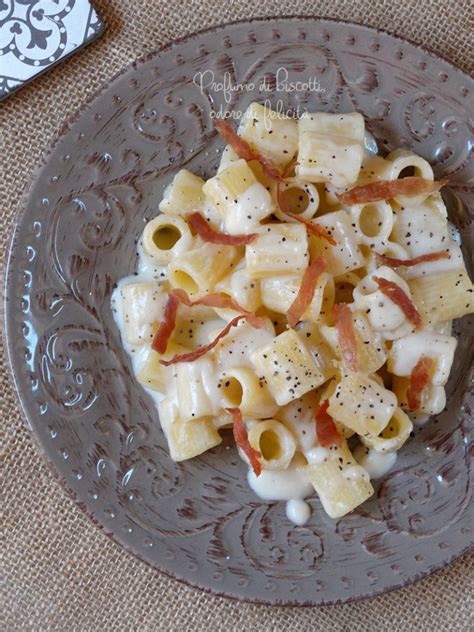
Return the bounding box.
[225,182,274,234]
[286,499,311,526]
[247,458,314,501]
[354,445,397,479]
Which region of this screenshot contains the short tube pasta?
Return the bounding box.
[246,223,309,279]
[247,419,296,470]
[215,261,261,313]
[260,271,334,323]
[119,281,167,345]
[159,169,206,216]
[274,180,320,221]
[169,241,239,296]
[383,149,434,205]
[218,367,279,418]
[305,441,373,519]
[203,158,275,234]
[238,102,298,169]
[158,398,222,462]
[361,407,413,453]
[391,203,449,258]
[173,356,221,422]
[137,342,190,392]
[409,268,474,325]
[309,210,365,276]
[278,392,319,453]
[353,266,415,340]
[352,312,388,374]
[297,112,365,187]
[112,101,473,525]
[142,214,194,265]
[392,376,447,416]
[328,373,398,437]
[388,330,457,386]
[349,200,394,249]
[250,329,327,406]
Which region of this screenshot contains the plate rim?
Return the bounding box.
[3,14,473,607]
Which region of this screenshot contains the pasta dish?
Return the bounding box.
[112,103,473,525]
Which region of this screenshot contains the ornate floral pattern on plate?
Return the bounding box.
[4,17,473,605]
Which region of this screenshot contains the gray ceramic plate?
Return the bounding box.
[5,17,473,606]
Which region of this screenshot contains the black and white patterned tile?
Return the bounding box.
[0,0,104,100]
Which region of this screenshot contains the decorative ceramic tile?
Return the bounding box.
[0,0,104,100]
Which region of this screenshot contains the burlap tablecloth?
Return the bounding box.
[1,1,472,629]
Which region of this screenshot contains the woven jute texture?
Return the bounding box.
[1,1,473,630]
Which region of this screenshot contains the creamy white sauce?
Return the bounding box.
[247,460,313,501]
[305,446,330,465]
[224,182,274,235]
[285,499,311,526]
[213,319,274,371]
[354,445,397,479]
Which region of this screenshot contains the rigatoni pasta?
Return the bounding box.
[297,112,365,187]
[246,223,309,278]
[168,240,239,296]
[159,169,206,216]
[112,101,473,525]
[203,158,275,234]
[142,214,193,264]
[237,101,298,169]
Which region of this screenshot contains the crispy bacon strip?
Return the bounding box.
[336,177,447,205]
[171,288,265,329]
[186,211,257,245]
[213,119,283,182]
[280,208,336,245]
[333,303,358,372]
[151,292,180,354]
[373,276,422,328]
[287,256,328,328]
[315,399,342,448]
[160,316,245,365]
[406,356,435,411]
[226,407,262,476]
[375,250,449,268]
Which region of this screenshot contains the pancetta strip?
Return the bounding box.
[337,177,446,205]
[151,292,180,354]
[172,289,265,329]
[373,276,422,328]
[315,399,342,448]
[159,316,245,365]
[375,250,449,268]
[186,211,257,245]
[280,207,336,245]
[214,120,283,182]
[226,406,262,476]
[287,256,327,328]
[333,303,358,372]
[406,356,435,410]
